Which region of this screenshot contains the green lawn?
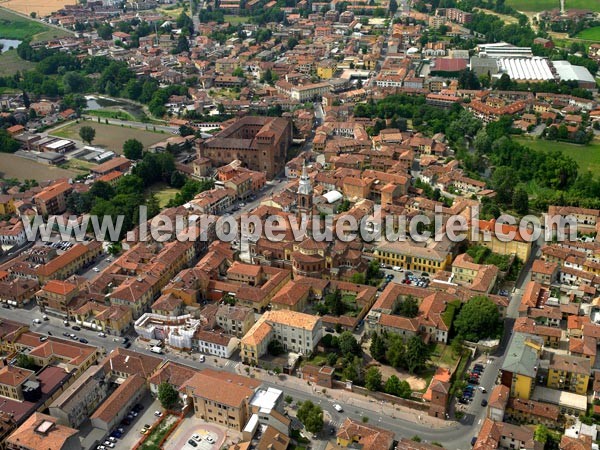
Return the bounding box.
[139,419,177,450]
[145,183,179,207]
[86,109,136,121]
[224,15,247,24]
[0,49,35,75]
[515,137,600,175]
[506,0,600,12]
[576,27,600,40]
[429,343,460,368]
[0,7,72,41]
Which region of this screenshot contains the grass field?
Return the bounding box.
[575,27,600,41]
[0,153,81,181]
[224,15,247,25]
[506,0,600,12]
[515,137,600,174]
[0,7,72,41]
[85,109,136,121]
[0,49,34,75]
[145,183,179,207]
[51,121,167,153]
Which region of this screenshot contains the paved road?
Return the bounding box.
[80,115,178,134]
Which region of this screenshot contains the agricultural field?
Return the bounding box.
[0,7,72,41]
[51,121,167,153]
[0,0,76,18]
[575,27,600,41]
[0,49,34,76]
[0,154,81,181]
[506,0,600,12]
[515,137,600,175]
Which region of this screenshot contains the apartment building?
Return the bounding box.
[48,365,108,428]
[33,181,72,216]
[500,333,542,401]
[241,310,322,364]
[215,304,255,338]
[90,374,146,431]
[36,280,79,317]
[0,366,36,402]
[547,354,590,395]
[182,369,261,431]
[374,240,453,274]
[470,219,532,262]
[5,413,81,450]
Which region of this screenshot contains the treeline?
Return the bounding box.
[2,44,190,117]
[66,153,212,239]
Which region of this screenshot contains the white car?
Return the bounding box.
[93,267,100,272]
[198,355,205,363]
[154,410,163,417]
[206,436,215,444]
[191,434,201,441]
[333,404,343,413]
[392,266,402,272]
[98,332,106,338]
[103,441,115,448]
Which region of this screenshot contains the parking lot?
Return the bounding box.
[457,362,487,409]
[378,266,431,291]
[109,396,163,450]
[163,420,228,450]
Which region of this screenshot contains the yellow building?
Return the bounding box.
[501,332,542,400]
[471,219,532,262]
[241,310,322,365]
[374,240,453,274]
[547,354,590,396]
[182,369,260,431]
[316,60,337,79]
[0,195,15,215]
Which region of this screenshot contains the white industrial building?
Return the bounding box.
[496,57,555,82]
[478,42,533,58]
[553,60,596,89]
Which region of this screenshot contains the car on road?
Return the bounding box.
[154,410,163,417]
[333,404,343,412]
[79,338,89,344]
[123,342,131,348]
[188,439,198,447]
[471,436,478,446]
[481,399,488,407]
[1,304,9,309]
[198,355,205,362]
[32,319,42,324]
[140,428,149,435]
[72,326,81,331]
[63,320,69,326]
[392,266,402,271]
[70,335,78,340]
[93,267,100,272]
[479,387,487,393]
[98,332,106,338]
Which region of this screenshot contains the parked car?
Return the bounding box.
[471,437,478,446]
[72,326,81,331]
[481,399,488,407]
[198,355,205,363]
[206,436,215,444]
[123,342,131,348]
[192,434,201,441]
[133,404,144,412]
[324,327,335,333]
[140,428,149,435]
[154,410,163,417]
[63,332,70,337]
[333,404,343,412]
[103,441,115,448]
[79,338,89,344]
[188,439,198,447]
[98,332,106,338]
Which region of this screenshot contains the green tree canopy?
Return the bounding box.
[79,125,96,144]
[454,296,500,342]
[365,367,382,391]
[297,401,324,434]
[157,381,179,410]
[123,138,143,160]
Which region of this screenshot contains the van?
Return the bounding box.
[150,346,162,354]
[392,266,402,272]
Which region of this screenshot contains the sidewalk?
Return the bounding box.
[247,366,455,429]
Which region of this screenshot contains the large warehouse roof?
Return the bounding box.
[497,57,554,81]
[553,60,595,84]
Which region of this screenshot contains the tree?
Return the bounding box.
[384,375,411,398]
[365,367,382,391]
[79,125,96,144]
[232,66,244,77]
[385,334,406,369]
[285,395,293,404]
[287,37,299,49]
[297,401,324,434]
[454,296,500,342]
[405,336,428,374]
[97,24,113,40]
[0,130,21,154]
[157,381,179,410]
[512,187,529,215]
[170,171,186,189]
[338,331,361,357]
[534,425,548,444]
[268,339,284,356]
[123,138,143,160]
[370,332,386,361]
[15,353,36,370]
[393,296,419,318]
